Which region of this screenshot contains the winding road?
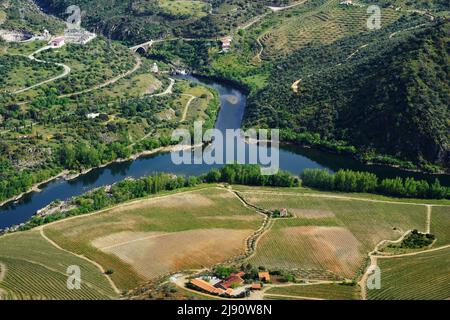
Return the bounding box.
[13,46,71,94]
[59,54,142,99]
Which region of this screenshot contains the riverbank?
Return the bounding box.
[0,171,68,208]
[0,143,201,211]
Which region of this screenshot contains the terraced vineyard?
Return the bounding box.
[265,283,360,300]
[369,247,450,300]
[0,230,118,300]
[243,191,427,279]
[257,0,401,59]
[430,206,450,246]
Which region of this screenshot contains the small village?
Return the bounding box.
[174,265,296,299]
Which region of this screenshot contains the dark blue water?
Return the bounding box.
[1,75,448,229]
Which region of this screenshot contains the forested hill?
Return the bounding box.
[35,0,292,44]
[244,20,449,171]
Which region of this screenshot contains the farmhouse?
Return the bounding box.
[49,37,65,48]
[215,272,245,289]
[151,62,159,73]
[190,278,225,295]
[220,36,233,52]
[280,208,289,217]
[190,271,248,297]
[340,0,353,5]
[86,113,100,119]
[258,272,271,283]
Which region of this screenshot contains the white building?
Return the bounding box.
[86,113,100,119]
[220,36,233,52]
[151,62,159,73]
[49,37,65,48]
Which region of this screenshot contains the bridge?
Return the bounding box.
[130,37,218,53]
[129,40,155,53]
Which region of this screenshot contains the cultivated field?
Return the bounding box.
[243,191,427,279]
[369,247,450,300]
[44,187,263,290]
[430,206,450,246]
[265,283,360,300]
[254,0,401,59]
[0,230,118,300]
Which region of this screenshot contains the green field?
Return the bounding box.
[369,247,450,300]
[265,283,360,300]
[243,191,427,279]
[44,187,263,290]
[0,230,118,300]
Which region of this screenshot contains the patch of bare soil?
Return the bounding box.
[93,228,253,279]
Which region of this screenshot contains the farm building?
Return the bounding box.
[86,113,100,119]
[190,278,225,295]
[215,272,245,289]
[280,208,289,217]
[220,36,233,52]
[49,37,65,48]
[251,283,262,290]
[340,0,353,5]
[151,62,159,73]
[258,272,271,282]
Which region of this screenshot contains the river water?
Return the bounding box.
[1,75,448,229]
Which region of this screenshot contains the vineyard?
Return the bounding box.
[430,206,450,246]
[243,191,428,279]
[369,247,450,300]
[44,187,263,290]
[265,283,360,300]
[0,230,117,300]
[255,0,401,60]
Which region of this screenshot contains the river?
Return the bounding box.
[1,75,448,229]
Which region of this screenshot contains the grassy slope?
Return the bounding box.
[369,247,450,300]
[0,0,65,34]
[0,230,118,300]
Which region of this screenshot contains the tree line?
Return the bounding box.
[300,169,449,199]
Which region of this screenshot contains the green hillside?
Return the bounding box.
[0,0,64,34]
[35,0,293,44]
[244,20,450,171]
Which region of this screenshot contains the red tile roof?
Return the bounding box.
[258,272,271,282]
[191,278,225,295]
[251,283,262,290]
[220,275,244,289]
